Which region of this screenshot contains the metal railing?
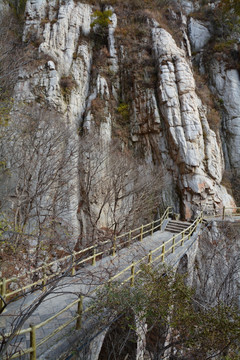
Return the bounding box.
[1,210,203,360]
[0,207,172,311]
[203,206,240,220]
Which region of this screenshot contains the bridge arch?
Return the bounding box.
[85,309,147,360]
[97,311,137,360]
[176,254,188,276]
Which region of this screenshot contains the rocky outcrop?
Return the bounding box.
[193,221,240,306]
[186,6,240,176]
[2,0,93,246]
[210,61,240,173]
[152,25,234,218]
[0,0,238,249]
[180,0,195,15]
[21,0,92,124]
[188,18,211,52]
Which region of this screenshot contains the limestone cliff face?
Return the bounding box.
[19,0,92,123]
[151,25,233,218]
[186,1,240,174]
[210,62,240,173]
[193,221,240,306]
[0,0,238,246]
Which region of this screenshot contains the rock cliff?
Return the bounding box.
[0,0,238,249]
[193,220,240,306]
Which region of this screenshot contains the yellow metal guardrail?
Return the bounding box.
[203,206,240,220]
[0,207,172,311]
[1,210,203,360]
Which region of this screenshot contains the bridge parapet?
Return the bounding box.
[0,210,204,360]
[202,206,240,220]
[0,208,173,312]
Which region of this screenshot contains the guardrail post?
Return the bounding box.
[130,262,135,287]
[161,242,165,263]
[128,230,132,245]
[181,232,184,246]
[0,278,6,311]
[76,295,83,330]
[71,251,76,276]
[42,263,47,291]
[30,324,37,360]
[148,250,152,266]
[140,225,143,241]
[112,236,116,256]
[151,222,154,236]
[172,236,175,253]
[222,206,225,220]
[92,246,96,266]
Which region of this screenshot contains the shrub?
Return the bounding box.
[0,93,13,126]
[90,10,113,30]
[92,265,240,360]
[41,18,49,26]
[91,97,106,124]
[117,103,129,122]
[213,39,237,52]
[8,0,27,18]
[59,75,77,100]
[60,76,76,92]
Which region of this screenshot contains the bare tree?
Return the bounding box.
[78,133,167,246]
[192,221,240,307]
[0,106,79,270]
[0,7,27,96]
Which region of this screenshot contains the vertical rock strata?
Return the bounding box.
[152,25,235,217]
[2,0,237,247]
[210,61,240,173]
[20,0,92,123]
[7,0,93,245]
[187,14,240,175]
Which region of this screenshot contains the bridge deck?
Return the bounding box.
[0,226,201,359]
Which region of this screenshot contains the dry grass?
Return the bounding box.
[91,97,107,124]
[194,70,221,132]
[59,75,77,100]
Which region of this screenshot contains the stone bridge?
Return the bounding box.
[2,206,239,360]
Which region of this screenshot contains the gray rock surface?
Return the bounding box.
[0,0,238,246]
[3,0,93,244]
[210,61,240,173]
[152,25,235,218]
[193,221,240,306]
[188,18,211,52]
[180,0,195,15]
